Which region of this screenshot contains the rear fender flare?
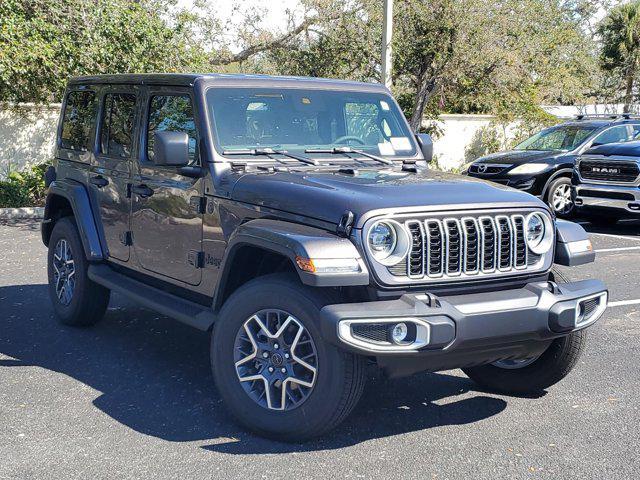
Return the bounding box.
[42,180,104,261]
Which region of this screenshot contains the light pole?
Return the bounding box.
[381,0,393,89]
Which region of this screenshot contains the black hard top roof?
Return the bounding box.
[67,73,388,92]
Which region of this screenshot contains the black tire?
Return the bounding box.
[546,176,574,218]
[47,216,110,326]
[211,274,366,441]
[462,330,588,395]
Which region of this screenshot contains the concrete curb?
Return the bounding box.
[0,207,44,219]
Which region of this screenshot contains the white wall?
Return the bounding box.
[4,104,615,177]
[0,104,60,177]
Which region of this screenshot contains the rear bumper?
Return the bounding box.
[320,279,607,375]
[574,183,640,214]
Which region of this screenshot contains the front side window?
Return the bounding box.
[60,90,96,152]
[592,125,631,146]
[515,125,597,152]
[100,93,137,158]
[147,95,197,162]
[206,88,417,158]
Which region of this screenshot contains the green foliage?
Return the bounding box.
[0,0,209,103]
[598,1,640,110]
[0,162,49,208]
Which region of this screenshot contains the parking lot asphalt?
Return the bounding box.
[1,219,639,480]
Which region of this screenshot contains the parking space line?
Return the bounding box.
[595,246,640,253]
[608,299,640,307]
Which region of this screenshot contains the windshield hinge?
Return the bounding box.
[336,211,355,238]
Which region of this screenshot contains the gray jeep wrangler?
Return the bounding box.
[42,74,607,441]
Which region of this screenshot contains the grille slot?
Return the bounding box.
[462,218,480,274]
[496,216,513,270]
[512,215,527,268]
[406,221,425,278]
[393,212,546,281]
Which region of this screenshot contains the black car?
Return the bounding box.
[41,74,606,441]
[466,115,640,217]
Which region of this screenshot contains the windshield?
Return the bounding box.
[515,125,597,152]
[206,87,417,158]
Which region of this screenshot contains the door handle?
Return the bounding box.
[90,175,109,188]
[131,184,154,198]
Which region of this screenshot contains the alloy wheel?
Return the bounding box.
[52,238,76,306]
[234,309,318,411]
[551,183,573,215]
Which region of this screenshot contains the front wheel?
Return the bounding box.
[462,330,588,395]
[546,177,574,218]
[211,274,366,441]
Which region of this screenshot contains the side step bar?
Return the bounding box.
[88,264,216,331]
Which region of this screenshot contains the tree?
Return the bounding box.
[0,0,211,103]
[598,1,640,112]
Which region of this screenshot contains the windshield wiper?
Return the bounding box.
[222,147,319,166]
[305,146,394,165]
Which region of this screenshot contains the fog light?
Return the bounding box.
[390,322,408,344]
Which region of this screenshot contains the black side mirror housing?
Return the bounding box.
[153,131,190,167]
[415,133,433,164]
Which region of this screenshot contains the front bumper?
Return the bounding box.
[574,182,640,214]
[320,279,607,375]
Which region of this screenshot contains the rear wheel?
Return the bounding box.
[462,330,588,395]
[47,217,110,326]
[211,274,366,441]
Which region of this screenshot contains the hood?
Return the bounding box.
[230,168,547,227]
[476,149,562,165]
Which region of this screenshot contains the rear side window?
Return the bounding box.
[147,95,197,162]
[60,91,96,151]
[100,93,137,158]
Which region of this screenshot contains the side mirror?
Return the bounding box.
[153,131,190,167]
[415,133,433,163]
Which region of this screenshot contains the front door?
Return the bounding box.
[130,89,203,286]
[91,88,139,262]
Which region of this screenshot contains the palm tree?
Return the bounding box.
[599,2,640,113]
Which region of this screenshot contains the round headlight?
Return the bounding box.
[525,212,553,254]
[368,221,397,260]
[366,220,410,266]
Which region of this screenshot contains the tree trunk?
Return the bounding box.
[623,66,635,113]
[409,72,436,132]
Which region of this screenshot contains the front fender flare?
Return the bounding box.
[214,219,369,305]
[42,180,104,261]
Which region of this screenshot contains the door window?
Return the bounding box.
[147,95,197,162]
[60,91,97,152]
[592,125,631,146]
[99,93,137,158]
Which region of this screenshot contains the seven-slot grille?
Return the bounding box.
[579,159,639,183]
[400,214,534,280]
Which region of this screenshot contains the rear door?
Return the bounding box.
[90,87,139,262]
[130,87,203,286]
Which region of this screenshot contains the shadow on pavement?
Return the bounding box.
[577,218,640,237]
[0,283,507,453]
